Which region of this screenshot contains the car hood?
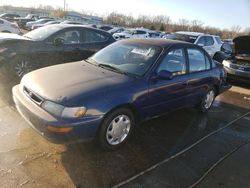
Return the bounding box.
[21,61,135,105]
[233,36,250,56]
[0,33,30,42]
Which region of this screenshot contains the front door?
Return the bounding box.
[146,48,189,117]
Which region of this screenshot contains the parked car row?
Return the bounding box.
[11,39,231,150]
[0,12,246,151]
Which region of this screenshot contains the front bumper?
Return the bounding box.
[12,85,104,144]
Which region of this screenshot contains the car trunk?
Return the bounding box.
[233,36,250,67]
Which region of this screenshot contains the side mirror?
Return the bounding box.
[54,38,64,46]
[156,70,173,80]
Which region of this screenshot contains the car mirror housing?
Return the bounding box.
[157,70,173,80]
[54,38,64,46]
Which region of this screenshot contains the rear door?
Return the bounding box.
[185,47,213,105]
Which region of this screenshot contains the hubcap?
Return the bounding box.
[204,90,215,109]
[106,115,131,145]
[14,60,33,77]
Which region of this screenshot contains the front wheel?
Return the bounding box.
[198,89,215,112]
[10,57,34,78]
[98,108,135,150]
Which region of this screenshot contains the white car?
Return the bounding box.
[26,18,54,30]
[113,29,150,40]
[0,18,20,34]
[167,31,223,57]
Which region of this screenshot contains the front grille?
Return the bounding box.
[237,61,250,67]
[230,64,250,72]
[23,86,44,105]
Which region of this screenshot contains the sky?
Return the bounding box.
[1,0,249,30]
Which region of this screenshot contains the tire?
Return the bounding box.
[9,57,34,79]
[198,88,215,113]
[98,108,135,150]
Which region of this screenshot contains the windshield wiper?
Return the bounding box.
[98,63,127,75]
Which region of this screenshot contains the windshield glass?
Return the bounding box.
[167,33,198,43]
[90,42,161,76]
[23,25,62,41]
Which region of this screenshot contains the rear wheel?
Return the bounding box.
[198,89,215,112]
[98,108,135,150]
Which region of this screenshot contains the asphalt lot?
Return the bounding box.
[0,74,249,188]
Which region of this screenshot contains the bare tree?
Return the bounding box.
[190,20,204,32]
[231,25,241,38]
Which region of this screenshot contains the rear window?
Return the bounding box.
[167,33,198,43]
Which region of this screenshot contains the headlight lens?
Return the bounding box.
[222,60,231,68]
[41,101,86,118]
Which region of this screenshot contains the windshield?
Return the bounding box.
[167,33,198,43]
[23,25,62,41]
[90,42,161,76]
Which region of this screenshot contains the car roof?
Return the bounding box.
[43,24,111,34]
[176,31,204,36]
[118,38,196,48]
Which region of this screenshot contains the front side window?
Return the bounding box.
[157,48,186,76]
[137,30,146,35]
[188,48,209,72]
[197,36,205,46]
[54,29,81,44]
[205,36,214,46]
[90,42,161,76]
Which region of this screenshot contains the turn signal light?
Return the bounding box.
[47,126,74,133]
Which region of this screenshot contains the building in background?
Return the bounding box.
[0,6,103,24]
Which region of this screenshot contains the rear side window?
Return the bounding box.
[187,48,210,72]
[205,36,214,46]
[157,48,186,76]
[82,29,108,43]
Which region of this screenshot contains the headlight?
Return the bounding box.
[222,60,231,68]
[41,101,87,118]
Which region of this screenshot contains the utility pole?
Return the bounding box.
[64,0,66,12]
[63,0,66,19]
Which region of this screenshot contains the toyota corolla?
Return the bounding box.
[12,39,231,150]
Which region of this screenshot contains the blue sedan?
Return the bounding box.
[12,39,231,150]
